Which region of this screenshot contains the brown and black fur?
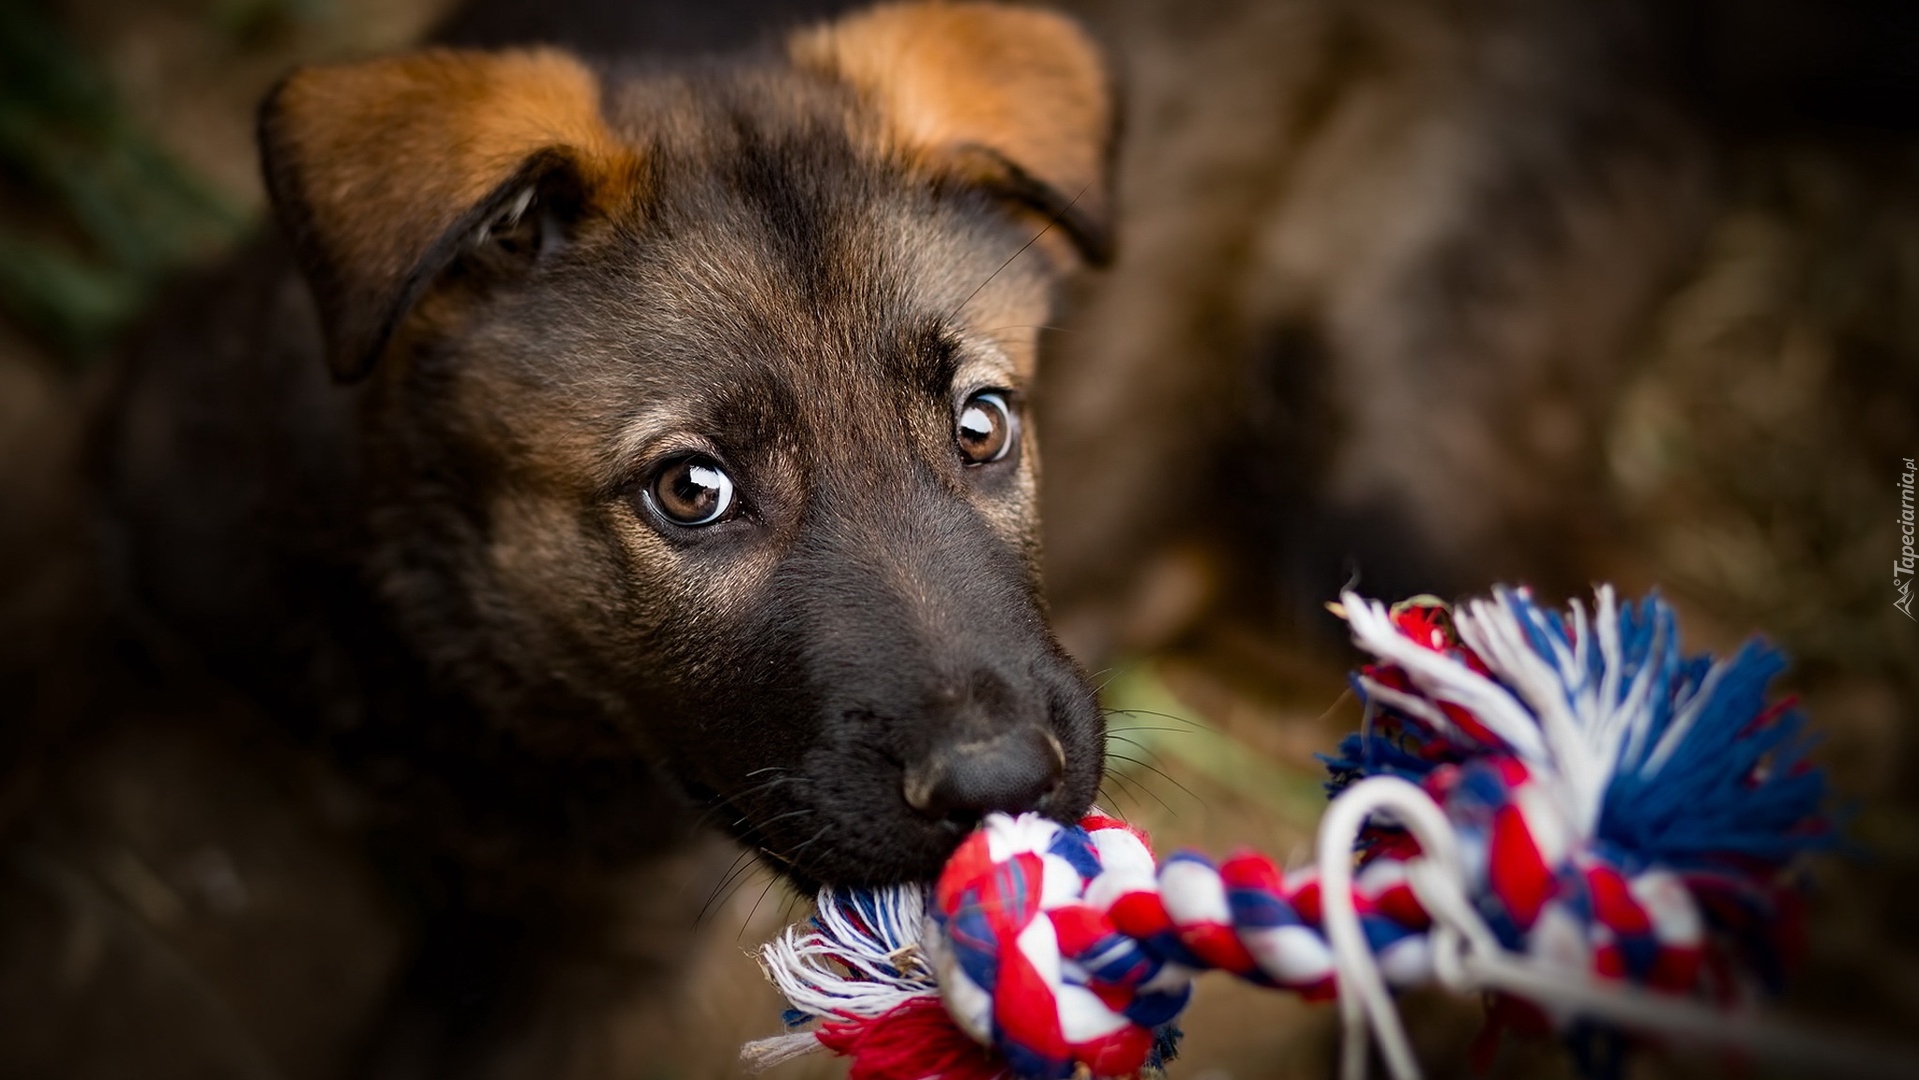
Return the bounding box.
[9,0,1917,1076]
[17,5,1117,1077]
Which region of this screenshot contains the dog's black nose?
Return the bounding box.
[904,726,1065,826]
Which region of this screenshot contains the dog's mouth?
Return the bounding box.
[707,690,1106,892]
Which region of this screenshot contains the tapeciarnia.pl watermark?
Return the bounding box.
[1899,457,1916,620]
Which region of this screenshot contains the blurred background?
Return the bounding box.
[2,0,1916,1076]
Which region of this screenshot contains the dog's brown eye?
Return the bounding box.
[956,391,1015,465]
[644,455,735,526]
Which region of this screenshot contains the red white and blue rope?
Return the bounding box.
[745,586,1874,1080]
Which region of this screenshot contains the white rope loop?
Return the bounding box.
[1316,778,1915,1080]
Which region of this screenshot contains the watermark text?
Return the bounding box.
[1898,457,1915,620]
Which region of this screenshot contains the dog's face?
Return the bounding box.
[258,4,1113,886]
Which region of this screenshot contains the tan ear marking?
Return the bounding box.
[260,48,639,380]
[791,2,1114,263]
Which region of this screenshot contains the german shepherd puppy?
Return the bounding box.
[45,2,1112,1074]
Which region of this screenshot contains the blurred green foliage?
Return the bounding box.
[0,2,250,362]
[1102,664,1330,829]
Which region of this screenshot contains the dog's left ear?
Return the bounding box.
[792,1,1116,265]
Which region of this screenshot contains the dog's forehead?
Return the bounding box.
[464,64,1051,485]
[612,67,1033,335]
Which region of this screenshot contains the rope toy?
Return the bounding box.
[744,586,1873,1079]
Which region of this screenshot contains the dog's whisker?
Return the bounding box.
[1089,667,1125,696]
[706,859,771,927]
[1101,766,1172,816]
[702,844,758,897]
[1107,753,1203,808]
[752,807,816,830]
[690,775,809,832]
[737,872,785,943]
[1108,740,1198,806]
[1309,689,1358,728]
[945,182,1090,323]
[781,824,833,866]
[1105,733,1178,767]
[691,801,747,833]
[1097,705,1197,732]
[733,775,806,803]
[696,847,762,926]
[777,891,803,926]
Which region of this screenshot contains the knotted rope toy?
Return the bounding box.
[745,586,1891,1079]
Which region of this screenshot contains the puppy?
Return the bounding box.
[36,3,1113,1075]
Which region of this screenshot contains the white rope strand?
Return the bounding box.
[1318,776,1466,1080]
[1318,779,1918,1080]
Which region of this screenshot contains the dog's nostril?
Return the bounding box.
[904,727,1064,823]
[942,807,984,833]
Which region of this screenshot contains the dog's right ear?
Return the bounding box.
[259,48,638,382]
[792,2,1117,266]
